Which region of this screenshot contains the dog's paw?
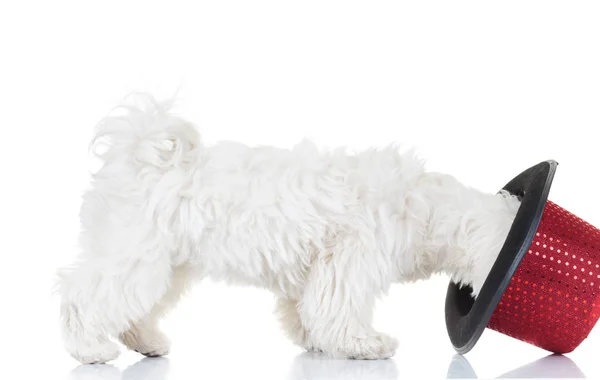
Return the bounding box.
[120,327,171,357]
[329,333,398,360]
[70,340,121,364]
[301,338,323,353]
[304,346,323,353]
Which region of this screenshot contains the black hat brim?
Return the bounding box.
[444,160,558,354]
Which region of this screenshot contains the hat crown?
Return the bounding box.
[488,201,600,353]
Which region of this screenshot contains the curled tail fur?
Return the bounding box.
[91,93,200,170]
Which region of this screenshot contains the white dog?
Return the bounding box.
[58,94,520,364]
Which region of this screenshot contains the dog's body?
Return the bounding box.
[58,94,520,364]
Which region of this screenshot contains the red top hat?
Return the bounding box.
[445,160,600,354]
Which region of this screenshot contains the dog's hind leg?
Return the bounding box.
[59,249,172,364]
[119,264,194,357]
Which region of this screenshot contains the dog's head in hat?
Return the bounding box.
[446,160,600,354]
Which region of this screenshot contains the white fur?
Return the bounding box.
[57,93,521,363]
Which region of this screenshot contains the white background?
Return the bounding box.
[2,1,600,379]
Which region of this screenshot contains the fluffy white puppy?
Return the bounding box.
[58,94,520,364]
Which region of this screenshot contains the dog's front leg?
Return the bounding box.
[274,297,320,352]
[298,236,398,360]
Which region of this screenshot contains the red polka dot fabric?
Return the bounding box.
[487,201,600,353]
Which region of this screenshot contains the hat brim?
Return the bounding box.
[445,160,558,354]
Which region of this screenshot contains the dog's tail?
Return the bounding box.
[91,93,200,170]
